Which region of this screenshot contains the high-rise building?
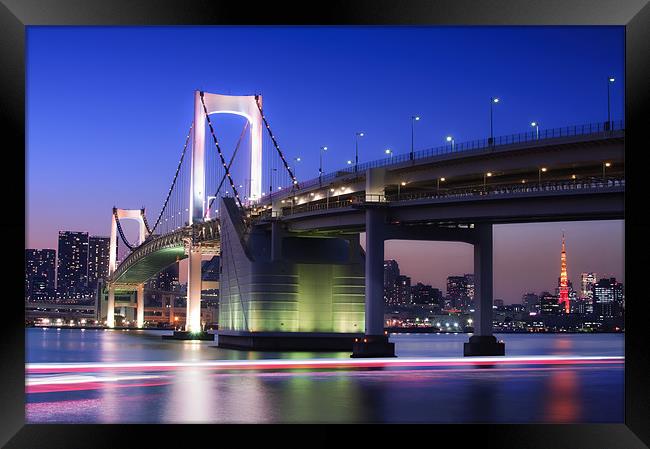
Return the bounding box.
[557,233,570,314]
[25,249,56,301]
[383,260,400,305]
[384,260,400,288]
[56,231,89,296]
[522,292,540,313]
[394,274,412,305]
[446,274,474,310]
[411,283,442,306]
[593,277,624,318]
[88,236,110,290]
[580,272,597,313]
[540,291,561,315]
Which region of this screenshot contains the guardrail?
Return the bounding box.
[272,177,624,217]
[261,120,624,202]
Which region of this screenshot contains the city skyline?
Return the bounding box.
[27,26,624,304]
[31,221,623,305]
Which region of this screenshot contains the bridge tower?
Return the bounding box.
[185,90,264,333]
[107,208,148,329]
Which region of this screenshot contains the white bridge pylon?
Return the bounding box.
[183,91,264,334]
[191,90,263,225]
[107,208,148,329]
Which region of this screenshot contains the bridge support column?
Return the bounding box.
[186,246,202,333]
[107,285,115,328]
[136,284,145,329]
[352,206,395,358]
[464,223,505,356]
[271,220,282,261]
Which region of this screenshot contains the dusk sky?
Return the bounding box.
[26,26,624,303]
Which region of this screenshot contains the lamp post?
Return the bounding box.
[490,97,500,145]
[411,115,420,161]
[293,157,301,180]
[607,76,615,130]
[538,167,547,188]
[385,148,393,164]
[446,136,455,151]
[603,161,611,180]
[483,172,492,192]
[319,146,327,186]
[437,177,445,195]
[355,132,364,173]
[531,121,539,140]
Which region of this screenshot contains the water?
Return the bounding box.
[25,329,624,423]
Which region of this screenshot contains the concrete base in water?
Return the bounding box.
[162,331,215,341]
[463,335,505,356]
[217,331,363,351]
[351,335,396,358]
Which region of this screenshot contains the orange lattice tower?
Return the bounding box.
[558,232,570,313]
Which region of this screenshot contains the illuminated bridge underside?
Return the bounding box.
[109,220,220,285]
[113,246,186,285]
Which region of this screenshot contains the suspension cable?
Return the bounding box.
[200,92,244,209]
[254,95,299,188]
[207,121,250,213]
[146,122,193,236]
[113,208,136,250]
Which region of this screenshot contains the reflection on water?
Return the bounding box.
[25,329,624,423]
[545,369,579,422]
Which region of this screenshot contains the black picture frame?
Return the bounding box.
[2,0,648,447]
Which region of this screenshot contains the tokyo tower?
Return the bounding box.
[558,232,570,314]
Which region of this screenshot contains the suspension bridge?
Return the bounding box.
[104,90,624,357]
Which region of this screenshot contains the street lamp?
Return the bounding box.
[346,160,352,166]
[446,136,455,151]
[319,146,327,186]
[437,177,445,194]
[490,97,500,145]
[538,167,547,187]
[355,132,364,173]
[483,172,492,191]
[607,76,615,130]
[385,148,393,164]
[411,115,420,161]
[531,121,539,140]
[293,157,301,180]
[603,161,611,180]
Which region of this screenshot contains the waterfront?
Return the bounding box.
[26,329,624,423]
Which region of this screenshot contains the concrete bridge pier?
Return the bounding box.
[352,205,395,358]
[464,223,505,356]
[107,284,115,328]
[136,284,144,329]
[185,246,202,333]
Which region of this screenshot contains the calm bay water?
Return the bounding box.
[26,329,624,423]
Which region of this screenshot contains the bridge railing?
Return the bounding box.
[262,120,624,201]
[277,177,625,216]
